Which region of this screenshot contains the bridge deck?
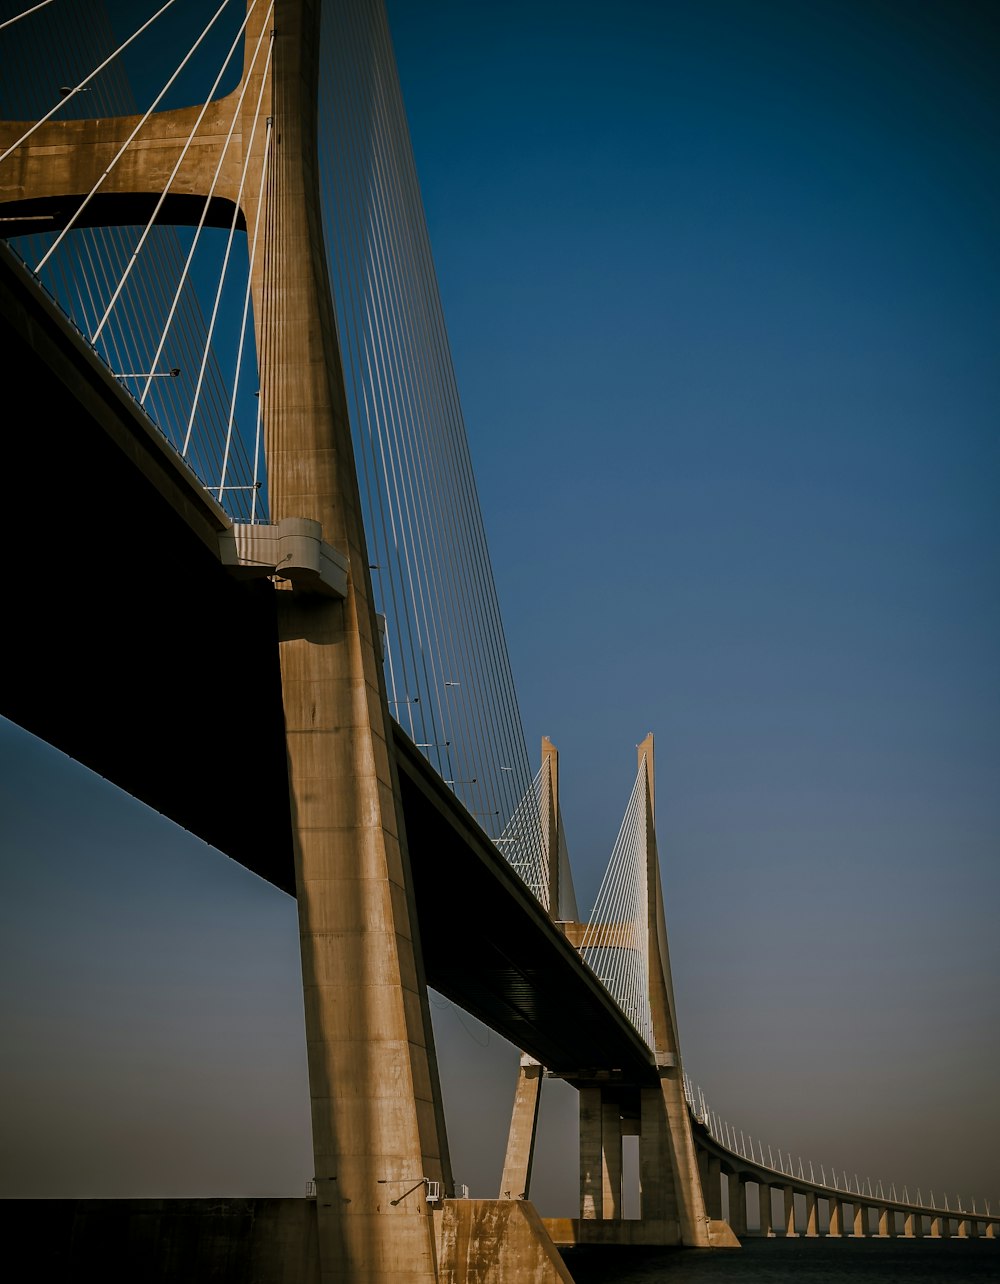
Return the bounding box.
[1,241,657,1087]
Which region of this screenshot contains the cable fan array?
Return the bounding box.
[314,0,537,844]
[0,0,267,522]
[0,0,542,893]
[489,755,580,917]
[579,754,654,1048]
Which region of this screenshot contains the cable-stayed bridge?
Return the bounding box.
[0,2,995,1280]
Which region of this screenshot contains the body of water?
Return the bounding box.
[561,1236,999,1283]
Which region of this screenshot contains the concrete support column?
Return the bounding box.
[929,1214,942,1238]
[878,1206,895,1237]
[261,7,451,1280]
[986,1222,996,1239]
[727,1173,747,1238]
[804,1190,818,1237]
[580,1088,603,1219]
[601,1098,623,1220]
[940,1216,951,1239]
[659,1071,710,1244]
[828,1196,842,1237]
[852,1202,868,1237]
[904,1210,916,1237]
[697,1149,710,1202]
[971,1219,981,1238]
[783,1186,796,1237]
[705,1157,723,1220]
[499,1056,543,1200]
[757,1184,773,1238]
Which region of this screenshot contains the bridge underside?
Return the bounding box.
[1,242,655,1088]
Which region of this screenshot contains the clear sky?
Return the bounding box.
[1,0,998,1217]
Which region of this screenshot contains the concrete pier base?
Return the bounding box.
[437,1201,574,1284]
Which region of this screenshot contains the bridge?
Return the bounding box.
[0,2,995,1280]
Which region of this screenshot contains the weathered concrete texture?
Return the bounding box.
[256,4,451,1278]
[500,1060,543,1200]
[707,1220,741,1248]
[436,1201,575,1284]
[0,1199,319,1283]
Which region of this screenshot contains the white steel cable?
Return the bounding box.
[90,0,257,344]
[317,0,536,839]
[139,5,273,409]
[34,0,236,272]
[218,114,271,501]
[1,0,256,516]
[0,0,179,163]
[580,762,653,1045]
[0,0,54,33]
[319,19,433,755]
[367,5,534,826]
[494,763,547,899]
[182,28,272,456]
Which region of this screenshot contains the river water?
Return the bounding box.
[560,1236,999,1283]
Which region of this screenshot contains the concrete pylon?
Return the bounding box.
[542,735,561,914]
[499,1054,544,1200]
[255,7,451,1281]
[0,4,453,1281]
[636,733,713,1247]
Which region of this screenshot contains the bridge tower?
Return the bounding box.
[0,2,566,1280]
[501,736,728,1249]
[631,733,715,1245]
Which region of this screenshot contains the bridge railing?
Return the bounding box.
[685,1073,999,1234]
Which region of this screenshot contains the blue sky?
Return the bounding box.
[1,0,997,1216]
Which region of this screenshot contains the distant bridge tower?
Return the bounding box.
[502,735,733,1248]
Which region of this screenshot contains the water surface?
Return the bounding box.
[561,1236,999,1283]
